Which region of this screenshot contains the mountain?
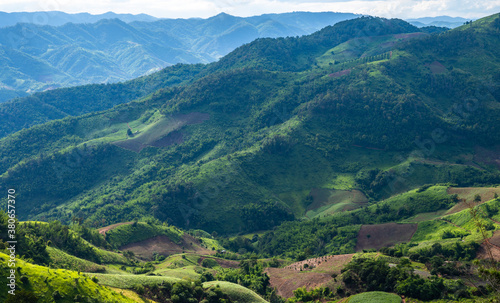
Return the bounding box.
[0,11,158,27]
[0,12,359,102]
[1,14,499,235]
[407,15,471,28]
[1,13,500,303]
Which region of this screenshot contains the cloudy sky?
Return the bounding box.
[0,0,499,19]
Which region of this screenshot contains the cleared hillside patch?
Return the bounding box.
[0,253,135,303]
[112,112,209,152]
[355,223,418,251]
[120,234,212,260]
[446,187,500,215]
[306,188,368,218]
[265,254,354,298]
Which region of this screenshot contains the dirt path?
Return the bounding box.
[98,222,134,235]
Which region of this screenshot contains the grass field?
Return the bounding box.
[346,291,402,303]
[87,273,183,289]
[204,281,268,303]
[0,253,135,303]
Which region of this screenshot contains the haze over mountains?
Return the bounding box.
[0,11,464,103]
[0,11,361,102]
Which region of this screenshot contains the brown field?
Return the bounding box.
[426,60,446,74]
[265,254,354,298]
[98,222,134,235]
[446,187,500,215]
[394,32,426,39]
[120,234,213,260]
[329,69,351,78]
[474,145,500,170]
[197,256,239,269]
[356,223,418,251]
[476,232,500,261]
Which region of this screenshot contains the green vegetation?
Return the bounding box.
[1,13,500,303]
[105,222,183,248]
[0,253,135,303]
[347,291,402,303]
[341,256,472,301]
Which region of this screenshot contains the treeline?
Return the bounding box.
[340,257,476,300]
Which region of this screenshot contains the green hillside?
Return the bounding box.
[1,14,499,235]
[3,13,500,303]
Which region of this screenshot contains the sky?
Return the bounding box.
[0,0,499,19]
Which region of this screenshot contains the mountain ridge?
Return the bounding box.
[0,11,360,102]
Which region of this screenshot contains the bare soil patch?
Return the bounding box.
[197,256,239,269]
[474,145,500,170]
[120,234,213,261]
[356,223,418,251]
[329,69,351,78]
[446,187,500,215]
[265,254,354,298]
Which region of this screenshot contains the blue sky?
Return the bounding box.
[0,0,499,19]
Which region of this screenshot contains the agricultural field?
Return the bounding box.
[265,254,354,298]
[355,223,418,251]
[112,112,210,152]
[446,187,500,214]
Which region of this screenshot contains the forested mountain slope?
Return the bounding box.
[1,15,499,235]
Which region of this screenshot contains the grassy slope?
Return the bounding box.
[346,291,402,303]
[0,252,135,303]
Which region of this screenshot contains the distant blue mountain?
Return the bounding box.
[0,11,158,27]
[406,16,472,28]
[0,11,361,102]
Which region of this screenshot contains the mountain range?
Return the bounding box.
[0,11,360,102]
[407,16,471,28]
[1,11,500,303]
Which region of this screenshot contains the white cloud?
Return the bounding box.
[0,0,498,19]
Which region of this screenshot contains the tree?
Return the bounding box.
[127,128,134,137]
